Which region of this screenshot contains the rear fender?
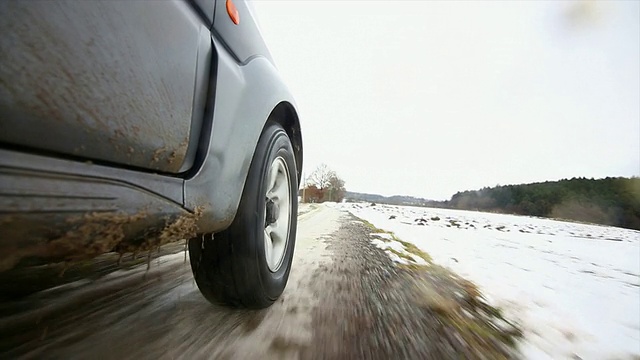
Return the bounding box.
[184,39,299,233]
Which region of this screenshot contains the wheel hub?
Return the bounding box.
[265,198,280,225]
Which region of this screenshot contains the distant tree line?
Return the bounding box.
[345,191,439,207]
[446,177,640,230]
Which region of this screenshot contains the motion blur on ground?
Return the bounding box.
[1,0,639,359]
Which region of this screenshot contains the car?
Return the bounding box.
[0,0,302,309]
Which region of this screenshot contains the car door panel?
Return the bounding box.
[0,0,210,173]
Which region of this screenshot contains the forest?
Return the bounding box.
[446,177,640,230]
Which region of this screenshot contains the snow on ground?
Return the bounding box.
[368,232,429,266]
[333,202,640,360]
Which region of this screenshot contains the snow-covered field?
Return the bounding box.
[334,202,640,360]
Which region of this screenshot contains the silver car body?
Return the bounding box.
[0,0,302,270]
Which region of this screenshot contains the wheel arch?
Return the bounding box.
[184,40,301,235]
[267,101,303,185]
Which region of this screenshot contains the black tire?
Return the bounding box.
[188,121,298,308]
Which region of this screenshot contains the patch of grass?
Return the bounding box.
[390,234,432,264]
[358,218,433,265]
[460,279,482,303]
[386,248,416,263]
[415,281,460,315]
[361,219,386,233]
[371,235,391,243]
[412,272,522,357]
[398,263,431,271]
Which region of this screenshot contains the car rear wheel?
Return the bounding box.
[188,121,298,308]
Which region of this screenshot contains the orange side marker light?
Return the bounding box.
[227,0,240,25]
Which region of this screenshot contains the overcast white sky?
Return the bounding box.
[252,0,639,200]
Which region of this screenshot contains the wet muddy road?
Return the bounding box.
[0,205,518,359]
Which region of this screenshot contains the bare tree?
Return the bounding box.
[304,164,346,202]
[306,163,333,190]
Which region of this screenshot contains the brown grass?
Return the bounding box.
[410,268,522,356]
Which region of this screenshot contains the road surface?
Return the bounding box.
[0,204,518,359]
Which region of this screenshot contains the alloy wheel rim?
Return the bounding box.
[264,156,291,272]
